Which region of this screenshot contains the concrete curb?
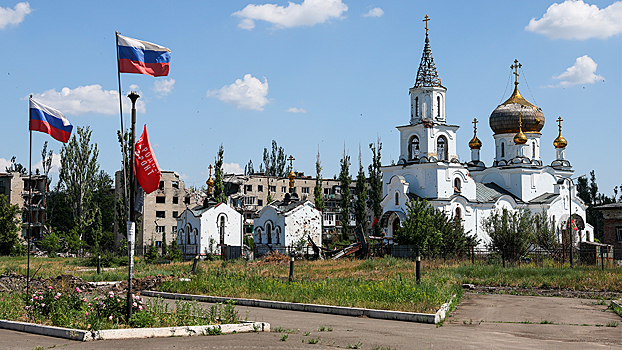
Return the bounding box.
[143,290,455,324]
[0,319,269,341]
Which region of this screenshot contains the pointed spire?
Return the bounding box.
[414,15,442,88]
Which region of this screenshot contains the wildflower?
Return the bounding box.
[54,295,59,300]
[138,305,143,311]
[134,295,140,300]
[108,315,113,321]
[75,287,82,293]
[82,298,87,302]
[41,303,45,308]
[132,302,137,308]
[38,291,43,295]
[88,303,92,306]
[48,286,53,290]
[85,311,89,317]
[33,296,38,300]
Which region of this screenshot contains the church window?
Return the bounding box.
[409,135,420,160]
[437,136,448,161]
[437,96,441,117]
[532,142,536,159]
[501,142,505,158]
[395,192,399,206]
[266,223,272,244]
[255,227,262,244]
[616,227,622,242]
[415,97,419,117]
[455,207,461,220]
[219,216,225,246]
[454,178,461,193]
[276,226,281,244]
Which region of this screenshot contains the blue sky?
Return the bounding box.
[1,0,620,196]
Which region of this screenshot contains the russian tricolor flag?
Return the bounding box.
[29,98,73,143]
[117,34,171,77]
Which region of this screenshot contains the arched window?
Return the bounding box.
[437,136,448,161]
[455,207,461,220]
[454,178,461,193]
[219,216,225,246]
[501,142,505,158]
[266,223,272,244]
[415,97,419,118]
[395,192,399,206]
[255,227,262,244]
[409,135,420,160]
[437,96,441,117]
[276,226,281,245]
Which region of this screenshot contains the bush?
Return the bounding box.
[145,243,160,264]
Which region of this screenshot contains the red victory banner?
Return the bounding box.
[134,124,161,194]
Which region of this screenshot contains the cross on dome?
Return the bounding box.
[511,59,522,86]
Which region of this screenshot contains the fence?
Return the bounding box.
[250,242,621,269]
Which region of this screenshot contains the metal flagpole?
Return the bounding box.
[26,95,32,298]
[126,91,140,320]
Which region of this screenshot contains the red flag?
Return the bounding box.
[372,216,378,227]
[134,125,161,194]
[571,220,578,232]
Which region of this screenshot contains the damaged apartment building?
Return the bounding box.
[0,172,48,241]
[114,170,202,255]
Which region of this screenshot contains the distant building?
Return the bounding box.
[596,203,622,260]
[114,170,202,255]
[0,172,47,241]
[176,196,243,260]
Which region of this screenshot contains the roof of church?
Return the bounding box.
[475,182,521,203]
[189,197,222,216]
[414,33,443,88]
[270,193,308,213]
[528,192,559,204]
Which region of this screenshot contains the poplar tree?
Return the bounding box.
[354,146,368,235]
[313,149,325,212]
[368,139,383,236]
[214,144,227,204]
[338,148,352,240]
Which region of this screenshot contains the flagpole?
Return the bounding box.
[26,95,32,298]
[116,32,129,223]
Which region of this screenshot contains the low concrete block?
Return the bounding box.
[143,290,454,324]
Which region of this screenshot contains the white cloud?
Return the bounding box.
[33,152,61,176]
[0,2,31,29]
[547,55,604,87]
[207,74,269,111]
[286,107,307,113]
[0,158,12,172]
[153,79,175,97]
[526,0,622,40]
[223,162,244,175]
[362,7,383,17]
[129,84,140,91]
[29,84,146,116]
[233,0,348,30]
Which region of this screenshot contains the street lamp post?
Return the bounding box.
[558,175,585,267]
[126,91,139,320]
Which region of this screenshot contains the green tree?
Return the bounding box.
[0,194,22,255]
[213,144,227,204]
[394,198,438,248]
[262,140,287,177]
[482,208,532,262]
[244,159,254,175]
[313,149,325,212]
[368,139,383,236]
[145,242,159,263]
[5,156,27,175]
[354,147,368,235]
[338,148,352,240]
[58,126,100,247]
[40,231,61,257]
[168,239,182,261]
[532,211,558,252]
[161,231,167,257]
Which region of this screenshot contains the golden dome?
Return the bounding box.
[206,164,214,195]
[553,116,567,148]
[288,169,296,189]
[513,113,528,145]
[469,118,482,149]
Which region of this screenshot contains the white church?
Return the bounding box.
[380,23,593,248]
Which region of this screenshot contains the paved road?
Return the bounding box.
[1,293,620,349]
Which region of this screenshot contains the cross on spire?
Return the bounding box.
[556,116,563,131]
[472,118,478,133]
[423,15,430,35]
[511,59,522,86]
[208,164,213,176]
[287,155,295,169]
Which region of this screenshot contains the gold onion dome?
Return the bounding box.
[206,164,214,195]
[513,113,528,145]
[468,118,482,149]
[490,60,544,135]
[553,117,567,148]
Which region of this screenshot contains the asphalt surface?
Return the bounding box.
[1,293,620,349]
